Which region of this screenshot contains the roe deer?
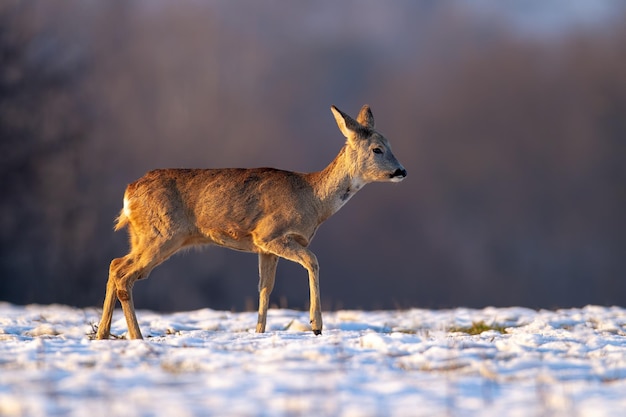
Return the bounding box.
[96,105,406,339]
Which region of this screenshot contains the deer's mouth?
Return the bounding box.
[389,168,407,182]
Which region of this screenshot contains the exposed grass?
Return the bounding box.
[449,320,508,335]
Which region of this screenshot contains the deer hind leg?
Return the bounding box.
[115,263,144,340]
[117,239,185,339]
[256,253,278,333]
[98,238,183,340]
[96,257,128,339]
[96,254,146,340]
[259,236,322,335]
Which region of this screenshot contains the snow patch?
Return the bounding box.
[2,304,626,416]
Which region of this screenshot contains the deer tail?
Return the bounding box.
[114,197,131,231]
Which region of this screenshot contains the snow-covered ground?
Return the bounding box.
[1,303,626,417]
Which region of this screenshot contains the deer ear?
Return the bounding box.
[356,105,375,129]
[331,105,362,139]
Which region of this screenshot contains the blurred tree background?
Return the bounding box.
[1,1,625,312]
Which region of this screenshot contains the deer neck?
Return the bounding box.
[309,145,365,220]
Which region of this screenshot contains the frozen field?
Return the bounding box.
[1,303,626,416]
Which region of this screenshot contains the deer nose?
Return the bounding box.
[391,168,407,179]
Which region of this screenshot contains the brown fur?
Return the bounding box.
[96,105,406,339]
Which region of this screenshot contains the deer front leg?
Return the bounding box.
[259,236,323,335]
[308,264,322,335]
[257,253,278,333]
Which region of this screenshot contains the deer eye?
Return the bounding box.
[372,147,383,155]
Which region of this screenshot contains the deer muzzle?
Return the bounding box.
[390,168,407,182]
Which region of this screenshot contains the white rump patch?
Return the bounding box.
[123,197,131,217]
